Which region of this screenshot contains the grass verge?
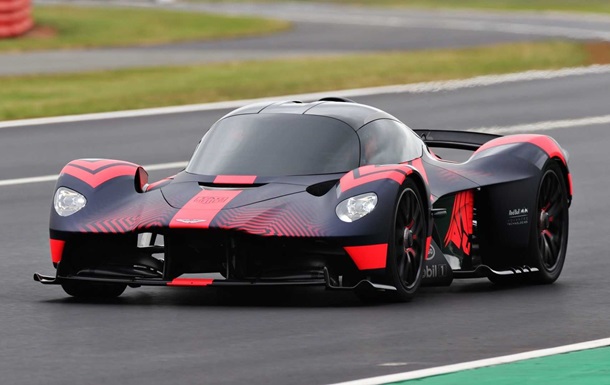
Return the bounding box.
[194,0,610,14]
[0,5,290,53]
[2,40,609,121]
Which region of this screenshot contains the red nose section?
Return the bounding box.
[169,190,242,229]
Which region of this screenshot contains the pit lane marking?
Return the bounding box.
[329,337,610,385]
[1,64,610,129]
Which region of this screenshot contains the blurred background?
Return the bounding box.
[1,0,609,120]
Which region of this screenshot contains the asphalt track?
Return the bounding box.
[3,0,610,75]
[1,69,609,384]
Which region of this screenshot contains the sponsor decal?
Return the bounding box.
[194,196,230,205]
[507,207,529,226]
[170,189,242,229]
[423,264,449,279]
[175,219,207,224]
[426,244,435,261]
[509,208,528,216]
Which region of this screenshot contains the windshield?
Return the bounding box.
[187,114,360,176]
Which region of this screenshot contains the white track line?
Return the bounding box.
[0,161,187,187]
[329,337,610,385]
[2,64,610,129]
[469,114,610,134]
[278,13,610,41]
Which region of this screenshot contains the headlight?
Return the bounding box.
[54,187,87,217]
[336,192,378,222]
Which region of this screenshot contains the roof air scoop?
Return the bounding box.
[318,97,356,103]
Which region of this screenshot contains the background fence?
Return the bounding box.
[0,0,33,38]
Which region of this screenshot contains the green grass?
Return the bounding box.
[194,0,610,14]
[0,5,290,53]
[1,40,608,121]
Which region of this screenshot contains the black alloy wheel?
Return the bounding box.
[387,179,426,301]
[530,161,569,284]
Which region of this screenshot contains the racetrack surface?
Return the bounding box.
[1,70,609,384]
[3,0,610,75]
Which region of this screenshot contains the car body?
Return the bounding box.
[35,98,572,301]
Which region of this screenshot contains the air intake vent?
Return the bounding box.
[306,180,338,197]
[199,182,266,190]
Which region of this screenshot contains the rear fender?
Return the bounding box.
[473,134,572,202]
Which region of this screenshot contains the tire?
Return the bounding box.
[354,180,427,303]
[528,161,569,284]
[375,179,427,302]
[61,280,126,299]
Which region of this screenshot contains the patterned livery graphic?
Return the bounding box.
[78,199,177,233]
[61,159,139,188]
[444,190,474,256]
[339,165,413,193]
[214,197,326,237]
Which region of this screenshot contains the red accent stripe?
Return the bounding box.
[214,175,257,184]
[145,176,174,192]
[167,278,214,286]
[169,189,242,229]
[50,239,65,264]
[567,173,573,196]
[69,159,131,172]
[61,160,139,188]
[340,165,412,193]
[425,236,432,261]
[476,135,567,165]
[344,244,388,270]
[444,190,474,256]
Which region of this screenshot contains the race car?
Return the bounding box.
[34,98,572,302]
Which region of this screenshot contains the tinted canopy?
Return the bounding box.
[187,114,360,177]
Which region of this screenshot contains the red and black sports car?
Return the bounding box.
[35,98,572,302]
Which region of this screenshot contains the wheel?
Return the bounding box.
[354,181,426,303]
[528,161,569,284]
[372,179,427,302]
[61,280,126,299]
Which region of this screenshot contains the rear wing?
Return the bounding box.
[414,130,500,151]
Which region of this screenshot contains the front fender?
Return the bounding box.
[336,164,432,238]
[50,159,151,233]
